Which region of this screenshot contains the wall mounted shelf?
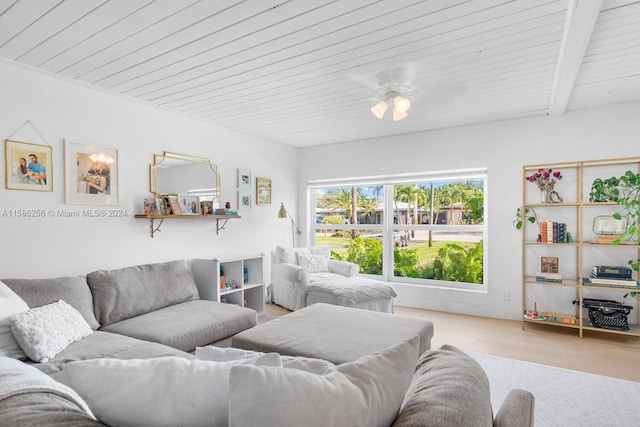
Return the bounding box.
[134,214,241,238]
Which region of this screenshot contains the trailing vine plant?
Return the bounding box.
[513,207,538,230]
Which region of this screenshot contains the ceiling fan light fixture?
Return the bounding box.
[392,108,408,121]
[393,95,411,113]
[370,100,388,119]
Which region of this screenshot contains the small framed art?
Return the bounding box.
[239,188,251,210]
[5,139,53,192]
[256,177,271,205]
[540,256,559,274]
[238,168,251,188]
[64,139,118,205]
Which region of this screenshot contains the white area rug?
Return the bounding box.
[470,352,640,427]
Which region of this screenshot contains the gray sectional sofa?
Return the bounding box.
[0,259,534,426]
[2,259,257,382]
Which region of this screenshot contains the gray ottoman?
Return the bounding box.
[231,303,434,364]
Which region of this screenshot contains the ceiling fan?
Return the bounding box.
[369,69,415,122]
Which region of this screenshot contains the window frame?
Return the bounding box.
[308,168,487,291]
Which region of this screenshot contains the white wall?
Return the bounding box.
[0,60,298,278]
[298,102,640,320]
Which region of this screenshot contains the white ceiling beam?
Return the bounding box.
[548,0,603,116]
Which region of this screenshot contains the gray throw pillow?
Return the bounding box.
[392,344,493,427]
[2,276,99,330]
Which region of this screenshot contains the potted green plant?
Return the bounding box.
[589,171,640,298]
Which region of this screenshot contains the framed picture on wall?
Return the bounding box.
[5,139,53,192]
[64,139,118,205]
[256,177,271,205]
[238,168,251,188]
[238,188,251,210]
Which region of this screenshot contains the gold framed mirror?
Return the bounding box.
[150,152,220,203]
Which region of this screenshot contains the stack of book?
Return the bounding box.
[536,272,562,283]
[540,220,568,244]
[586,265,638,288]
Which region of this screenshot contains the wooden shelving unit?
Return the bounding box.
[134,214,241,237]
[521,156,640,338]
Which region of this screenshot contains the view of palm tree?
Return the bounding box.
[314,181,484,284]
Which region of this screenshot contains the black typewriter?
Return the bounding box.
[572,298,633,331]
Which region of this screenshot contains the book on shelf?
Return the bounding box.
[591,265,632,279]
[536,272,562,282]
[539,221,568,244]
[583,277,638,287]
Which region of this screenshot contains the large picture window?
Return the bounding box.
[310,169,486,289]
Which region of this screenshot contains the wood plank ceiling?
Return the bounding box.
[0,0,638,148]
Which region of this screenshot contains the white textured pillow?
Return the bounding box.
[66,354,281,427]
[10,300,92,362]
[229,336,420,427]
[275,246,297,264]
[0,280,29,359]
[296,247,330,273]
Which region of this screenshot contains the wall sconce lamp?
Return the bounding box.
[278,202,301,247]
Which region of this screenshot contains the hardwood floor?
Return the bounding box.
[265,303,640,382]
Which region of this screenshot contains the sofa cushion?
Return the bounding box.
[196,345,335,375]
[35,331,194,384]
[11,300,93,363]
[0,356,102,426]
[228,336,420,427]
[65,355,281,427]
[2,276,99,330]
[99,300,257,352]
[0,280,29,359]
[392,344,493,427]
[86,260,199,326]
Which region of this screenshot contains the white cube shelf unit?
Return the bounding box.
[192,255,265,313]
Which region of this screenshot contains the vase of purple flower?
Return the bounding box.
[526,168,563,203]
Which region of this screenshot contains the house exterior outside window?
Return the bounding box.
[309,169,487,290]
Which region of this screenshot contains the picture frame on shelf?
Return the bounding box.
[64,139,118,205]
[238,188,251,211]
[143,198,157,215]
[5,139,53,192]
[178,194,201,215]
[200,198,214,215]
[256,177,271,205]
[238,168,251,188]
[165,194,181,215]
[155,197,168,215]
[540,256,559,274]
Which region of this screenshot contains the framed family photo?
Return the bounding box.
[65,139,119,205]
[179,194,201,215]
[5,139,53,192]
[256,177,271,206]
[238,168,251,188]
